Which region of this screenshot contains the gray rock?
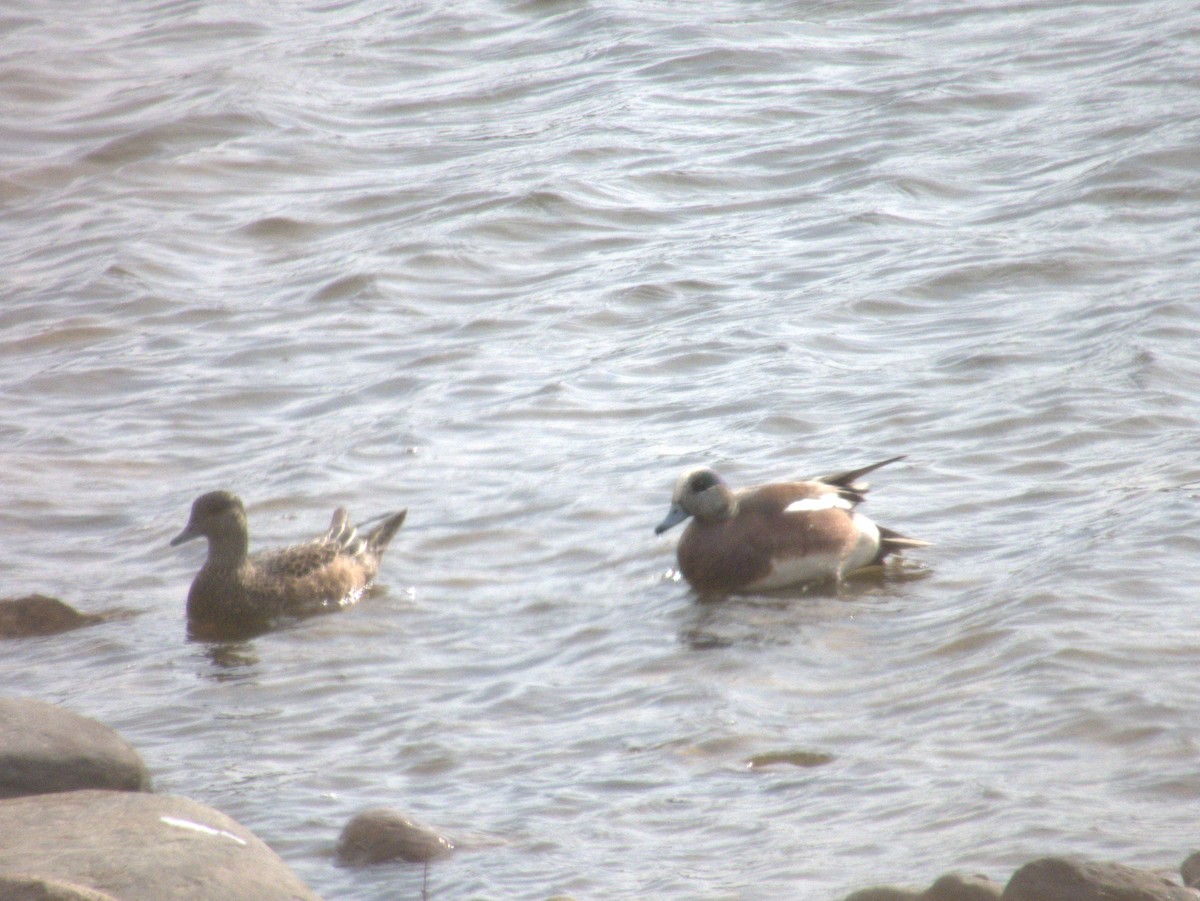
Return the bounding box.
[0,790,322,901]
[1182,852,1200,889]
[0,596,99,639]
[1002,856,1194,901]
[336,808,455,865]
[843,872,1002,901]
[843,888,924,901]
[926,872,1003,901]
[0,874,124,901]
[0,698,151,799]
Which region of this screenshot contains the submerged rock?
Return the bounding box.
[0,595,99,638]
[1001,856,1195,901]
[336,808,456,865]
[0,790,323,901]
[0,698,151,798]
[745,749,835,769]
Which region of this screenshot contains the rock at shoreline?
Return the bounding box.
[0,790,323,901]
[843,858,1200,901]
[927,872,1003,900]
[0,596,100,639]
[843,887,924,901]
[843,872,1001,901]
[1001,856,1196,900]
[0,874,124,901]
[0,698,151,798]
[1182,852,1200,889]
[336,808,456,865]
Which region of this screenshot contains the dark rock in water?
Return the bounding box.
[0,790,323,901]
[1182,852,1200,889]
[0,874,124,900]
[927,872,1003,900]
[0,595,99,638]
[0,698,151,798]
[336,808,456,865]
[1001,856,1195,901]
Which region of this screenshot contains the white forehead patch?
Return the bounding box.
[784,495,853,514]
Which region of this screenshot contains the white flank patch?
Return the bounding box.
[843,513,881,573]
[751,513,882,589]
[160,815,248,846]
[748,553,843,590]
[784,495,852,514]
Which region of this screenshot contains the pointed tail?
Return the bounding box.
[821,455,907,505]
[875,524,931,563]
[323,508,351,544]
[365,509,407,558]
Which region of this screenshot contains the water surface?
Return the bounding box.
[3,1,1200,898]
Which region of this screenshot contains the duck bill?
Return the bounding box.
[170,524,199,547]
[655,503,690,535]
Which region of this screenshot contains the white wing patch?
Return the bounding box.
[784,495,853,514]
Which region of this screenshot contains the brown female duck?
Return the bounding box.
[172,490,406,635]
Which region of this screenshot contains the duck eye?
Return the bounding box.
[689,471,719,492]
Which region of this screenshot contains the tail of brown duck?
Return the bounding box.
[321,507,370,557]
[323,508,353,544]
[366,510,407,558]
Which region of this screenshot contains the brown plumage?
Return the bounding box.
[655,456,928,596]
[171,491,406,636]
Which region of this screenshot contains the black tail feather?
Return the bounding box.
[874,523,932,564]
[821,455,907,505]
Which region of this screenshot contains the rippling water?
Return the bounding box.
[4,1,1200,898]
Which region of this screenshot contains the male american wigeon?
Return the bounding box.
[171,491,407,635]
[655,455,928,595]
